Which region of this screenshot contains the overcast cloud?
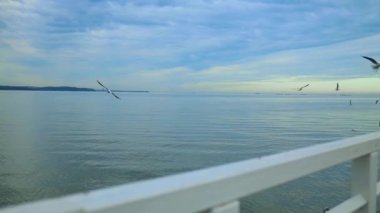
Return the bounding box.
[1,0,380,92]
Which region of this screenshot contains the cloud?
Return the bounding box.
[186,33,380,92]
[140,67,190,79]
[0,0,380,92]
[197,54,297,78]
[3,39,39,54]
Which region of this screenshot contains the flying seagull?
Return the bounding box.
[362,56,380,71]
[297,84,310,91]
[335,82,339,91]
[97,80,120,99]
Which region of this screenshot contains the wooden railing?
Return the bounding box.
[2,132,380,213]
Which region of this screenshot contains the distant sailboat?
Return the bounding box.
[97,80,121,99]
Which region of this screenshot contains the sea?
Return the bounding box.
[0,91,380,212]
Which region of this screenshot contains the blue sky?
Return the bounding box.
[1,0,380,93]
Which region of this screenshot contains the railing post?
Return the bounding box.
[352,152,378,213]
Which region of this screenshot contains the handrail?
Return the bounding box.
[327,194,367,213]
[1,132,380,213]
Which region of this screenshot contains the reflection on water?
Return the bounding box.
[0,91,380,212]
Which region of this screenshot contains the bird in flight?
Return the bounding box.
[297,84,310,91]
[362,56,380,71]
[335,82,339,91]
[97,80,121,99]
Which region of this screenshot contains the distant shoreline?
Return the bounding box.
[0,85,149,93]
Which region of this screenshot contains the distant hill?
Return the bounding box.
[0,85,96,92]
[0,85,149,93]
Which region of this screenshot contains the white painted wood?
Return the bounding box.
[208,201,239,213]
[1,132,380,213]
[352,152,378,213]
[325,194,366,213]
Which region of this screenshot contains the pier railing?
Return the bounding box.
[2,132,380,213]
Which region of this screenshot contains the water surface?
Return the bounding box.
[1,91,379,212]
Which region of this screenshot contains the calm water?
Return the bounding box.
[1,91,380,212]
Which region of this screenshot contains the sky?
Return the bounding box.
[1,0,380,93]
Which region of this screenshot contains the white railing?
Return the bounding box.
[2,132,380,213]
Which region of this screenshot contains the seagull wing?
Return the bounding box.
[300,84,310,89]
[362,56,378,65]
[297,84,309,91]
[111,91,120,99]
[97,80,109,91]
